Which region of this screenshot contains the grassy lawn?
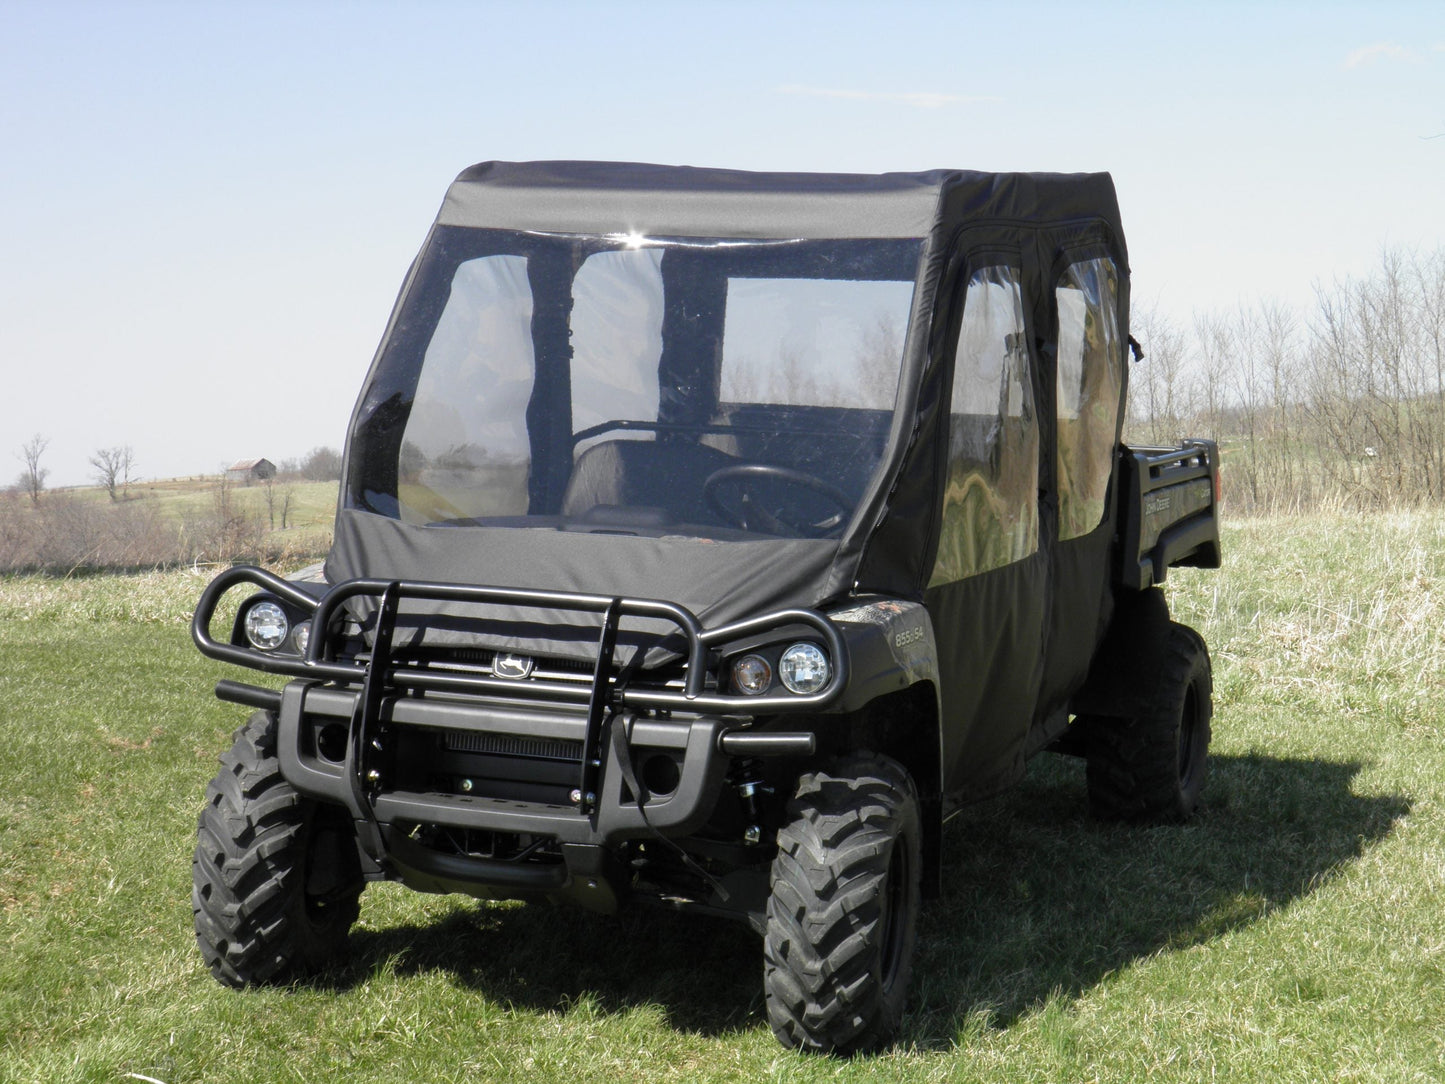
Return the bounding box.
[130,476,337,528]
[2,513,1444,1082]
[39,476,338,531]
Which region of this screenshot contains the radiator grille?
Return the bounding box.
[441,730,583,762]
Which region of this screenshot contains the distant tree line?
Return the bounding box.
[9,443,343,504]
[288,446,344,483]
[1129,246,1445,514]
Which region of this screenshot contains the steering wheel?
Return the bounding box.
[703,463,852,538]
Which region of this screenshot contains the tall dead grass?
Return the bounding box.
[0,566,214,625]
[0,481,329,574]
[1167,507,1445,735]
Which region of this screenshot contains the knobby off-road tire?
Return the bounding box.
[193,710,364,987]
[1086,622,1212,823]
[764,753,922,1054]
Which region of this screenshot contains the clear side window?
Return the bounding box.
[569,247,665,454]
[929,265,1038,586]
[1055,257,1122,540]
[397,254,536,524]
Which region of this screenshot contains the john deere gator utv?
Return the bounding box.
[191,160,1221,1052]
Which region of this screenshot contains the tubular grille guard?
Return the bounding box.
[191,566,849,715]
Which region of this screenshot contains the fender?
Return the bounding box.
[827,597,942,772]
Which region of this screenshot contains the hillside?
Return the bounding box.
[0,475,338,572]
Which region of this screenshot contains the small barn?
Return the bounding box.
[225,458,277,484]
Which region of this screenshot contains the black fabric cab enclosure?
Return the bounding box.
[330,160,1131,800]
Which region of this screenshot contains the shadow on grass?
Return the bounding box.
[307,752,1407,1046]
[323,896,763,1036]
[908,752,1409,1047]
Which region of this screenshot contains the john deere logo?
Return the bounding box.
[494,653,535,680]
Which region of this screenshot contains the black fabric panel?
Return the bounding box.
[934,171,1128,269]
[923,551,1048,799]
[658,249,726,428]
[525,246,578,513]
[326,508,837,663]
[1040,524,1117,721]
[839,202,951,601]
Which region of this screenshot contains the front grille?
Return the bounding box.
[398,645,687,689]
[399,647,595,684]
[441,730,583,762]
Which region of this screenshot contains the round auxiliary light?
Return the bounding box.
[732,654,773,696]
[244,600,289,651]
[292,622,311,656]
[779,642,830,695]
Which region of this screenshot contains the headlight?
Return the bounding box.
[293,622,311,655]
[779,642,830,694]
[732,654,773,695]
[244,600,289,651]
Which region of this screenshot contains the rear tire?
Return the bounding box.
[764,753,921,1053]
[1086,622,1212,822]
[193,711,364,987]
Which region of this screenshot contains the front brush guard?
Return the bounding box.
[192,566,841,874]
[192,565,847,714]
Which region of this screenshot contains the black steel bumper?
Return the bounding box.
[193,567,842,904]
[274,680,734,845]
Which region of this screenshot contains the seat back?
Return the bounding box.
[561,439,737,525]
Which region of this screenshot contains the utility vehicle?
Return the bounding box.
[191,160,1221,1052]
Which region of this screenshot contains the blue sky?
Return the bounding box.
[3,1,1442,487]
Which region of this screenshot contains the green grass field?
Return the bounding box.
[2,512,1444,1082]
[35,476,338,532]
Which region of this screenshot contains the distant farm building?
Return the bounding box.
[225,458,277,484]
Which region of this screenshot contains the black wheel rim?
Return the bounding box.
[1177,686,1200,789]
[302,816,354,926]
[879,839,910,987]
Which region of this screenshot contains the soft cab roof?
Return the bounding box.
[433,160,1124,250]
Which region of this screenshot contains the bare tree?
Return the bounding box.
[17,435,49,505]
[263,475,294,530]
[88,445,135,502]
[1416,249,1445,498]
[1193,314,1232,448]
[1227,305,1268,509]
[300,446,343,481]
[182,473,264,564]
[1295,249,1445,507]
[1128,303,1191,445]
[1256,299,1302,510]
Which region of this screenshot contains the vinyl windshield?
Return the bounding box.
[347,228,922,542]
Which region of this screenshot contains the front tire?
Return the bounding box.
[1085,622,1212,822]
[193,710,364,987]
[764,753,921,1053]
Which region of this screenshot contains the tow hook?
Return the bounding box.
[735,764,771,845]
